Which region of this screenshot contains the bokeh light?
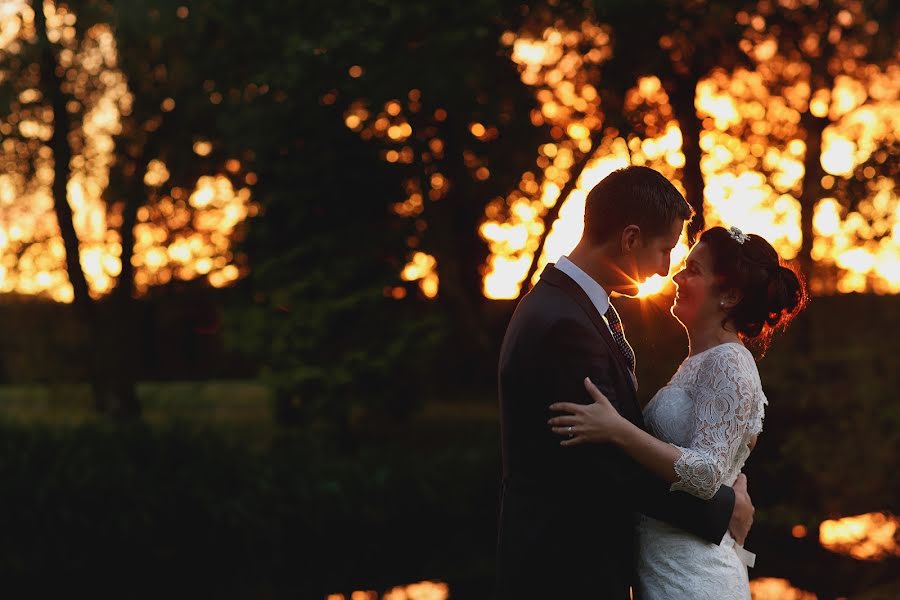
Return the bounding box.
[819,512,900,561]
[477,6,898,300]
[0,1,255,302]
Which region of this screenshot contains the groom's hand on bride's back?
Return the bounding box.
[729,473,754,545]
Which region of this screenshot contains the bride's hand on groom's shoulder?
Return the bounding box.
[548,377,626,446]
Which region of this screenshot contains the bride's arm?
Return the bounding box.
[667,350,762,499]
[548,377,682,484]
[550,349,762,500]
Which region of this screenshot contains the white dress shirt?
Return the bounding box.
[554,256,613,334]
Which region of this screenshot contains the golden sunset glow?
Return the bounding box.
[0,1,254,302]
[819,512,900,560]
[331,577,829,599]
[812,175,900,294]
[697,62,899,295]
[337,4,899,301]
[749,577,817,600]
[382,581,449,600]
[695,67,805,261]
[400,251,439,298]
[327,581,449,600]
[477,9,899,300]
[480,26,711,299]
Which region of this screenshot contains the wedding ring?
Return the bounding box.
[567,426,573,434]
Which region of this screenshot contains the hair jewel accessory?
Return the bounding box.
[728,226,749,244]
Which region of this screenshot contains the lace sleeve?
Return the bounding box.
[670,346,765,499]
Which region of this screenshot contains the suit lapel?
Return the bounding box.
[540,264,638,397]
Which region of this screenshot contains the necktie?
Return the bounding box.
[604,301,636,375]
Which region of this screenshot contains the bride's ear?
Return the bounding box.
[620,225,642,254]
[721,288,742,310]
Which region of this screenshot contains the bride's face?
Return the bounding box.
[671,242,721,326]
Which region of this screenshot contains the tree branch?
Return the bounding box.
[516,129,604,300]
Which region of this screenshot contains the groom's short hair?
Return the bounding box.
[583,166,693,243]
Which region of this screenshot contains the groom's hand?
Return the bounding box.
[729,473,754,545]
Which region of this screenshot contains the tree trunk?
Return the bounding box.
[35,1,140,420]
[35,5,88,315]
[100,131,161,421]
[794,51,834,355]
[799,110,828,281]
[516,129,604,301]
[797,28,837,281]
[669,75,705,244]
[35,1,100,408]
[104,171,145,420]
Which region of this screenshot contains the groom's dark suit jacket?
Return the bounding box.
[496,264,735,599]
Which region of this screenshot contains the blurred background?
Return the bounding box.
[0,0,896,598]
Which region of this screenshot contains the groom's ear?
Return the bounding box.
[620,225,642,254]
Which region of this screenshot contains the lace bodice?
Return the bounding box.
[644,342,766,499]
[635,343,765,599]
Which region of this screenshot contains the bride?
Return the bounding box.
[548,225,807,599]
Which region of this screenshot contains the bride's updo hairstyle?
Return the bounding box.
[699,226,809,354]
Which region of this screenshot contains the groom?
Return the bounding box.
[496,166,754,598]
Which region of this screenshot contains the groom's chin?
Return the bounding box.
[611,288,636,299]
[617,282,642,298]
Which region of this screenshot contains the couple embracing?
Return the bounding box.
[496,166,807,599]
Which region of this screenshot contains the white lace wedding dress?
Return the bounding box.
[636,342,766,600]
